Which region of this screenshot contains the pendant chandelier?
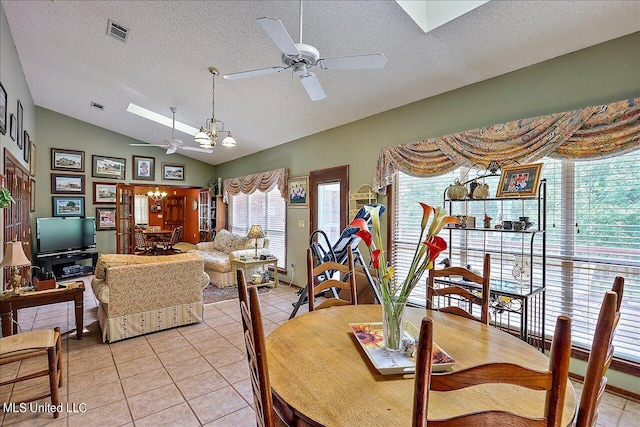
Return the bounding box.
[148,187,167,203]
[194,67,237,149]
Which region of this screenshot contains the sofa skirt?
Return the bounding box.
[97,301,204,343]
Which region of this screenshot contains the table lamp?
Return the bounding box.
[247,225,265,259]
[1,241,31,294]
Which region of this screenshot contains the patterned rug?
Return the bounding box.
[202,284,270,304]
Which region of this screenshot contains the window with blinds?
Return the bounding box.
[134,194,149,225]
[228,187,287,270]
[392,150,640,364]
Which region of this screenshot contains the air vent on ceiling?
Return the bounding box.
[107,19,129,42]
[90,101,104,110]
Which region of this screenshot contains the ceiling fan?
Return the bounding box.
[130,107,214,154]
[223,0,387,101]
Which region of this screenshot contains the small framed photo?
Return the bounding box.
[29,141,36,176]
[30,178,36,212]
[16,99,23,149]
[96,207,116,230]
[162,162,185,181]
[51,173,85,194]
[92,155,126,180]
[133,155,155,181]
[51,148,85,172]
[0,81,6,135]
[496,163,544,198]
[52,196,85,217]
[9,114,16,141]
[23,130,31,163]
[288,176,309,208]
[93,182,117,204]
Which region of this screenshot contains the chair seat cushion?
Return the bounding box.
[193,250,232,273]
[0,329,56,357]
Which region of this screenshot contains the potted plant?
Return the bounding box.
[0,186,15,208]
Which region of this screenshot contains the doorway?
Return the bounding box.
[309,165,349,244]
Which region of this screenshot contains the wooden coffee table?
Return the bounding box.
[0,282,85,339]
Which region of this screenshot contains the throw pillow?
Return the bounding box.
[212,229,234,252]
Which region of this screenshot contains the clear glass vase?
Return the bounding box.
[382,296,407,352]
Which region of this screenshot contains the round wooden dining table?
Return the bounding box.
[266,305,576,426]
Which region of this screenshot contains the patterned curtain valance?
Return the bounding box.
[373,98,640,194]
[223,167,289,202]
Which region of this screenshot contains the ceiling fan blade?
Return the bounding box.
[318,53,387,70]
[166,146,177,155]
[300,72,326,101]
[257,17,300,57]
[223,66,286,80]
[181,146,214,154]
[129,143,171,148]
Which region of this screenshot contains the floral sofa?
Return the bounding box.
[191,229,271,288]
[91,252,209,343]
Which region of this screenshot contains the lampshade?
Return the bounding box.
[195,128,213,147]
[222,133,237,147]
[247,225,265,239]
[1,241,30,268]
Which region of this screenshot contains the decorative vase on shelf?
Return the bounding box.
[447,179,468,200]
[381,295,407,352]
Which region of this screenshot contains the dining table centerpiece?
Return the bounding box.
[351,203,458,351]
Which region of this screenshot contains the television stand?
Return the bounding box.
[36,251,99,280]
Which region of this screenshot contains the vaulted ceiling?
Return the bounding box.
[3,1,639,165]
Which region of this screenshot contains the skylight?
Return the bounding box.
[395,0,488,33]
[126,103,199,136]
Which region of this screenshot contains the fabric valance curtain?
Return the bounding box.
[223,167,289,202]
[373,98,640,193]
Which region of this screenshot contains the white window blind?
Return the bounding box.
[392,151,640,364]
[134,194,149,224]
[229,187,286,270]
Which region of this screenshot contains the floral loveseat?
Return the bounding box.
[191,229,271,288]
[91,252,209,343]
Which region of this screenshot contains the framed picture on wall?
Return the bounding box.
[132,155,155,180]
[93,182,117,204]
[52,148,85,172]
[16,99,23,149]
[0,81,6,135]
[162,162,185,181]
[23,130,31,163]
[96,207,116,230]
[52,196,85,217]
[30,142,36,176]
[51,173,85,194]
[30,178,36,212]
[9,114,16,141]
[288,176,309,208]
[496,163,544,198]
[92,155,126,180]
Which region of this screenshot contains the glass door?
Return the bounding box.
[115,184,135,254]
[310,166,349,245]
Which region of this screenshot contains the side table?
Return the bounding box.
[0,282,84,339]
[232,257,279,288]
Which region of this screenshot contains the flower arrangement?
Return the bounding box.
[350,203,458,350]
[0,187,15,209]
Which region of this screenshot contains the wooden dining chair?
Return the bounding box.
[161,226,182,253]
[307,246,357,311]
[427,253,491,324]
[575,276,624,427]
[134,230,152,254]
[237,269,285,427]
[413,315,572,427]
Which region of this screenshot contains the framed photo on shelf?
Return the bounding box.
[288,176,309,208]
[51,148,85,172]
[162,162,185,181]
[96,207,116,230]
[51,173,85,194]
[93,182,117,204]
[496,163,544,198]
[0,81,6,135]
[52,196,85,217]
[29,142,36,176]
[132,155,155,180]
[92,155,126,180]
[23,131,30,163]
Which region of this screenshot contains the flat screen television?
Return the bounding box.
[36,217,96,256]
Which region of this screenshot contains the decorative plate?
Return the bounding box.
[349,321,456,375]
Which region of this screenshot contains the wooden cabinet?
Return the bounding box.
[214,195,226,233]
[198,189,211,242]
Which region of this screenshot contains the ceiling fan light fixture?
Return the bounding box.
[195,127,213,147]
[222,132,236,147]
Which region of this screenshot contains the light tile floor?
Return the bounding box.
[1,277,638,426]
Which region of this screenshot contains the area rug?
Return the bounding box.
[203,283,270,304]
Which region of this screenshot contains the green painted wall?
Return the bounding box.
[34,108,216,254]
[216,32,640,394]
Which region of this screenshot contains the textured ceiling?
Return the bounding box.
[2,0,639,165]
